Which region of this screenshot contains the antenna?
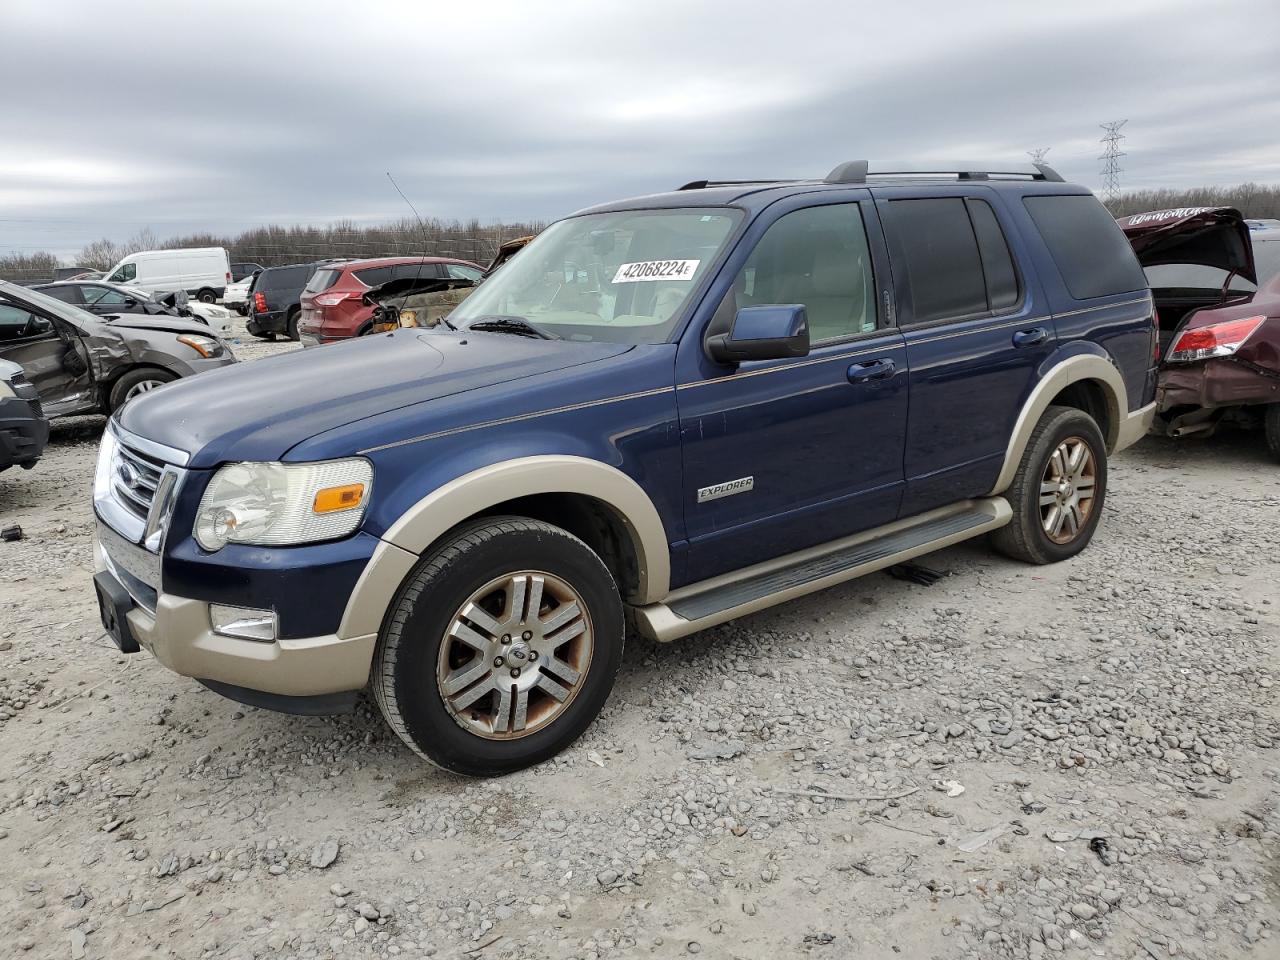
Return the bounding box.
[1027,147,1051,164]
[385,172,454,330]
[1098,121,1127,202]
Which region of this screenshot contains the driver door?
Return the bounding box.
[0,301,95,415]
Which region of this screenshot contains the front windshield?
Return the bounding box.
[449,208,742,343]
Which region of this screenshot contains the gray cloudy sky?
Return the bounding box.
[4,0,1279,257]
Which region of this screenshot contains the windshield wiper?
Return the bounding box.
[466,315,558,339]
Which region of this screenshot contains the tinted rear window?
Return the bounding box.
[886,198,987,323]
[258,266,311,290]
[1024,195,1147,300]
[304,268,342,293]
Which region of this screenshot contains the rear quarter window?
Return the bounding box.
[304,268,343,293]
[353,266,394,287]
[1024,195,1147,300]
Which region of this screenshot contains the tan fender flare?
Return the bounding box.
[989,354,1128,496]
[339,456,671,640]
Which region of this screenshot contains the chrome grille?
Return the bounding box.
[112,442,164,520]
[94,423,187,554]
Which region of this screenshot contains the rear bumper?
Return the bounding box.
[1116,401,1156,452]
[1157,358,1280,412]
[246,311,287,336]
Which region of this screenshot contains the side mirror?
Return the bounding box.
[123,297,139,308]
[706,304,810,364]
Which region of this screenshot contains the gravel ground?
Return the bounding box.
[1,317,1277,959]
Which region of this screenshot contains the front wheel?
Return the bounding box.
[372,517,624,776]
[1264,404,1280,463]
[109,367,177,412]
[991,405,1108,564]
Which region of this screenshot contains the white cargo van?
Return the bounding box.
[103,247,231,302]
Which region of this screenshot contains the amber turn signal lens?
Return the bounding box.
[312,483,366,514]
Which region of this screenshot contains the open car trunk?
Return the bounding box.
[1117,206,1257,352]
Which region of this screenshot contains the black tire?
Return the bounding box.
[196,288,217,304]
[991,405,1108,565]
[108,366,177,412]
[1265,404,1280,463]
[373,517,624,776]
[286,308,301,342]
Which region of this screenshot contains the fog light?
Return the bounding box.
[210,604,277,642]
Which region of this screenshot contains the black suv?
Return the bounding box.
[246,261,335,341]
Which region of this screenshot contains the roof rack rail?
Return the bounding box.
[677,179,799,191]
[823,161,1064,184]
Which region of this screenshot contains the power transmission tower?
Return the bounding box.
[1027,147,1051,164]
[1098,120,1127,202]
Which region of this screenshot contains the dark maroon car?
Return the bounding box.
[1119,206,1280,459]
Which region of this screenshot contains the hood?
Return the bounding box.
[118,328,631,466]
[1117,206,1256,284]
[101,313,220,337]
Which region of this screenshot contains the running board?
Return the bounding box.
[631,497,1011,643]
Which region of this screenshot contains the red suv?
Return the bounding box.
[298,257,483,345]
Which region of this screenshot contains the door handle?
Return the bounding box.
[847,358,896,383]
[1012,327,1049,348]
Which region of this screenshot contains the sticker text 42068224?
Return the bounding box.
[612,259,700,284]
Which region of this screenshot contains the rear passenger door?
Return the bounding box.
[877,189,1053,516]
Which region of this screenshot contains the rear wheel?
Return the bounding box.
[1265,404,1280,463]
[109,367,176,411]
[991,405,1108,564]
[286,308,301,342]
[196,288,217,304]
[373,517,623,776]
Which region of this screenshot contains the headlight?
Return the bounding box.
[194,458,372,551]
[0,380,15,399]
[177,334,224,358]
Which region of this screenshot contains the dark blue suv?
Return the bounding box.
[92,161,1156,775]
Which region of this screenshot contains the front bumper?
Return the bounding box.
[0,396,49,468]
[93,524,417,709]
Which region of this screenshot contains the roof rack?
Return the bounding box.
[824,160,1064,184]
[677,179,800,191]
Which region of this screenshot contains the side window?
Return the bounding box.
[40,286,81,305]
[108,263,137,283]
[1023,195,1147,300]
[725,203,876,343]
[0,304,54,342]
[966,199,1020,310]
[91,288,131,306]
[885,198,987,324]
[390,263,445,282]
[354,266,394,287]
[446,264,484,282]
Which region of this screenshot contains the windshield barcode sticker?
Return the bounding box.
[612,259,700,283]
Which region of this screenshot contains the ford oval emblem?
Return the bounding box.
[118,461,141,490]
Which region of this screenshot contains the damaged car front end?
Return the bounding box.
[1119,207,1280,457]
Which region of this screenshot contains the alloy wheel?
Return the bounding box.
[436,571,593,740]
[123,379,165,403]
[1038,436,1097,544]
